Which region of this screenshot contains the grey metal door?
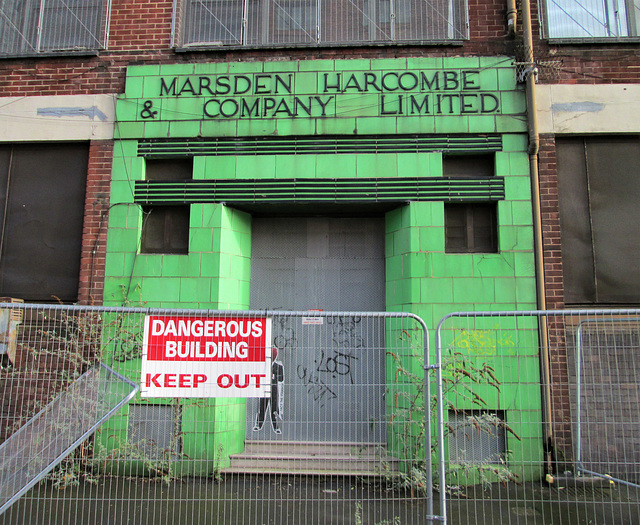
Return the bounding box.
[248,217,386,442]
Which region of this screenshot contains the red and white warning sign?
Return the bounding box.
[140,315,272,398]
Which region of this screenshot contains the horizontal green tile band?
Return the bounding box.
[137,134,502,157]
[134,177,505,205]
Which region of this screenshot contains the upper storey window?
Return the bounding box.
[0,0,110,57]
[544,0,640,39]
[176,0,468,48]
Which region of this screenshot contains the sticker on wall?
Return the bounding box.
[302,309,324,325]
[140,315,272,398]
[252,346,284,434]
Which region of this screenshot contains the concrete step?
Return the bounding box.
[240,440,386,456]
[223,440,400,476]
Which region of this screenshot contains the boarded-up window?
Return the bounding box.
[557,137,640,304]
[140,160,191,255]
[0,143,88,302]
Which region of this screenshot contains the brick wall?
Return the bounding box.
[530,0,640,85]
[78,141,114,306]
[1,1,639,95]
[538,135,563,311]
[538,135,573,465]
[109,0,174,52]
[0,0,524,99]
[0,4,635,304]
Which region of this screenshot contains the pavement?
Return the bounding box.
[0,474,638,524]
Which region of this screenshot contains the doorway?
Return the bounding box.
[248,217,386,442]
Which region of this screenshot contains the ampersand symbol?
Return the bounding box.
[140,100,158,119]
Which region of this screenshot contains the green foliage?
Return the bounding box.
[109,283,146,363]
[46,445,100,489]
[212,444,225,483]
[387,327,521,493]
[354,502,401,525]
[47,459,81,489]
[20,286,184,488]
[93,435,181,485]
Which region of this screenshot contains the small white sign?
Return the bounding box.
[302,316,324,325]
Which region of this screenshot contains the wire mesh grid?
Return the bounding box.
[513,43,563,83]
[0,0,111,56]
[3,304,640,524]
[0,363,138,514]
[0,304,435,524]
[435,309,640,524]
[179,0,469,47]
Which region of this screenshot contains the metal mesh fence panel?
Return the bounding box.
[0,304,436,524]
[0,363,138,514]
[574,317,640,486]
[7,304,639,523]
[435,309,640,524]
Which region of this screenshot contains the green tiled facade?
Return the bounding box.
[104,57,541,480]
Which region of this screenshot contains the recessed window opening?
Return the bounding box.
[0,143,88,302]
[445,203,498,253]
[443,154,498,254]
[443,154,495,178]
[140,159,192,255]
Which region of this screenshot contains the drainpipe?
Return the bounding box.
[521,0,554,473]
[506,0,518,37]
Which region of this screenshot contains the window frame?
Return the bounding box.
[0,0,111,58]
[140,206,191,255]
[175,0,469,49]
[542,0,640,41]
